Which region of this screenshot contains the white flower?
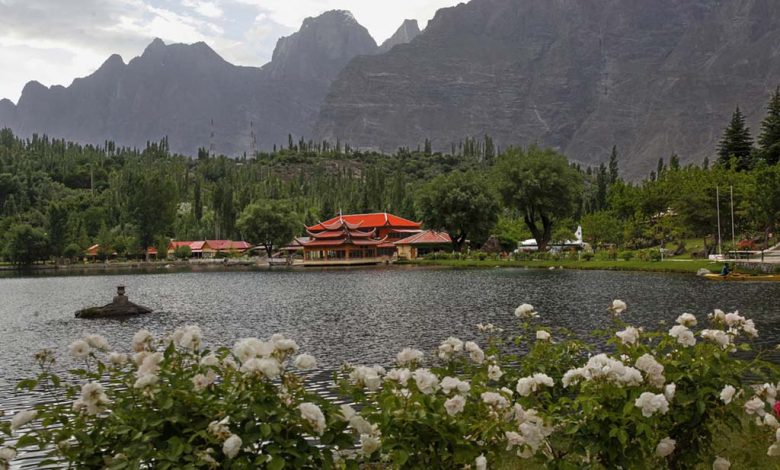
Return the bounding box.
[609,299,627,315]
[350,366,382,391]
[385,368,411,386]
[475,454,487,470]
[68,339,90,359]
[768,443,780,457]
[743,319,758,338]
[299,402,326,435]
[763,414,779,428]
[701,329,731,349]
[208,417,231,439]
[108,352,128,366]
[192,371,216,392]
[240,357,281,379]
[712,456,731,470]
[360,434,381,455]
[634,392,669,417]
[656,437,676,457]
[720,385,736,404]
[232,338,274,363]
[440,376,470,395]
[675,313,697,327]
[412,368,439,395]
[0,447,17,463]
[515,374,554,397]
[294,354,317,370]
[488,365,503,381]
[396,348,424,366]
[515,303,538,319]
[444,395,466,416]
[133,373,158,389]
[131,329,153,352]
[79,382,110,415]
[709,309,727,323]
[536,330,551,341]
[175,325,202,351]
[349,415,375,435]
[477,323,501,333]
[465,341,485,364]
[10,410,37,430]
[271,334,299,354]
[636,354,665,388]
[84,334,110,351]
[137,352,163,377]
[200,353,219,367]
[438,337,464,360]
[664,383,676,402]
[669,325,697,347]
[616,326,639,345]
[481,391,509,409]
[744,396,766,416]
[222,434,242,459]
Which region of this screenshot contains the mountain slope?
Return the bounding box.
[0,10,376,156]
[315,0,780,177]
[377,20,421,54]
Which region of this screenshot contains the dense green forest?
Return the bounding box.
[1,88,779,265]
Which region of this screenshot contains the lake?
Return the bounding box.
[1,266,779,395]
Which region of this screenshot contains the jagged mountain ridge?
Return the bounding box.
[0,10,378,156]
[315,0,780,177]
[377,20,421,54]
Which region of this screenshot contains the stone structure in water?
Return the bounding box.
[75,286,152,319]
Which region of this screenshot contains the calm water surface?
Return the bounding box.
[1,266,779,394]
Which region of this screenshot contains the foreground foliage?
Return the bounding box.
[1,303,779,469]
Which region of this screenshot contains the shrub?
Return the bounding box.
[3,305,779,469]
[621,250,635,261]
[174,245,192,260]
[582,252,595,261]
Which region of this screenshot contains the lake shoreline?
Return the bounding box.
[398,258,721,274]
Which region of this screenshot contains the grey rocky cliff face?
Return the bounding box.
[315,0,780,178]
[377,19,421,54]
[0,10,376,156]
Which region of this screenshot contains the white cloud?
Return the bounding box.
[0,0,461,102]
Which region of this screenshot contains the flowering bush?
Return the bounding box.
[1,303,779,469]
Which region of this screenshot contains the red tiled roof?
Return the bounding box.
[146,247,158,255]
[307,228,376,239]
[204,240,251,251]
[303,237,388,248]
[308,212,421,231]
[394,230,452,246]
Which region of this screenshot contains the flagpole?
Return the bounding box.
[730,185,736,258]
[716,186,723,257]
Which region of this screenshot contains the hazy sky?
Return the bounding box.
[0,0,462,103]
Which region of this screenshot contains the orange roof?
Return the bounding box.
[307,212,421,232]
[394,230,452,246]
[85,244,100,255]
[206,240,251,251]
[146,247,158,255]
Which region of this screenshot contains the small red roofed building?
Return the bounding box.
[167,240,251,258]
[394,230,453,259]
[302,212,422,266]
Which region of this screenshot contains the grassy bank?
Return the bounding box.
[400,257,720,274]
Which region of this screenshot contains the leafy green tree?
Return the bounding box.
[494,147,583,252]
[155,236,170,260]
[96,224,113,260]
[174,245,192,260]
[749,164,780,251]
[492,212,531,251]
[63,242,82,261]
[581,211,624,247]
[128,170,177,250]
[758,86,780,165]
[4,223,49,265]
[718,107,754,171]
[237,200,299,258]
[608,146,620,184]
[416,171,498,252]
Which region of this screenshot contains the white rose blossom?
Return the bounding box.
[396,348,424,366]
[712,456,731,470]
[299,402,326,435]
[0,447,17,465]
[475,454,487,470]
[515,303,538,319]
[488,365,503,381]
[669,325,697,347]
[609,299,627,315]
[84,334,110,351]
[675,313,697,327]
[481,391,509,409]
[516,374,554,397]
[412,368,440,395]
[350,366,382,391]
[11,410,37,430]
[360,434,381,455]
[465,341,485,364]
[719,385,736,404]
[131,329,153,352]
[68,339,91,359]
[200,353,219,368]
[444,395,467,416]
[616,326,639,345]
[385,368,411,386]
[634,392,669,417]
[536,330,551,341]
[222,434,242,459]
[108,352,128,366]
[744,396,766,416]
[293,354,317,370]
[655,437,675,457]
[440,376,470,395]
[438,337,464,360]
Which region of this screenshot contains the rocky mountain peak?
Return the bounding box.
[377,19,421,53]
[266,9,377,81]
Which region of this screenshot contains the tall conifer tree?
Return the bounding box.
[758,86,780,165]
[717,106,754,170]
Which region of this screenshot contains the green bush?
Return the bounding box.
[582,252,595,261]
[4,306,779,469]
[621,250,635,261]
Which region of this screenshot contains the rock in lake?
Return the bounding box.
[76,286,152,319]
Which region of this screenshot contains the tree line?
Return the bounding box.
[1,87,779,264]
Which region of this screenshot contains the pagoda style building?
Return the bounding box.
[302,212,422,266]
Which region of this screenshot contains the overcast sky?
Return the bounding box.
[0,0,461,103]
